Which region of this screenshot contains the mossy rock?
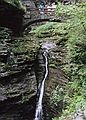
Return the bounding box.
[2,0,26,12]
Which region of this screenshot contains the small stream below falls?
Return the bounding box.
[34,42,56,120]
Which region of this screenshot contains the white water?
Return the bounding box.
[34,42,56,120]
[41,42,56,50]
[34,51,48,120]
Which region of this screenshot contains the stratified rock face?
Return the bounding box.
[22,0,40,23]
[0,69,37,120]
[0,28,38,120]
[0,69,37,102]
[0,70,37,119]
[0,95,36,120]
[34,48,46,85]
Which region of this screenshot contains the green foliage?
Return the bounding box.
[30,2,86,119]
[21,95,29,103]
[56,3,78,17]
[11,35,39,60]
[53,2,86,120]
[50,86,64,106]
[31,22,55,38]
[57,96,86,120]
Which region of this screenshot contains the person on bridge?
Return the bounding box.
[35,0,46,19]
[35,0,46,8]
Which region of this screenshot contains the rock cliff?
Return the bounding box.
[0,28,39,120]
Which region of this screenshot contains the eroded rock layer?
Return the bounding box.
[0,28,39,120]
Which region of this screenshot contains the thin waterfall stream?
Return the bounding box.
[34,51,48,120]
[34,42,56,120]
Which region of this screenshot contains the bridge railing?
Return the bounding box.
[24,7,56,19]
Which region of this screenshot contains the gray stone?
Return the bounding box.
[84,109,86,119]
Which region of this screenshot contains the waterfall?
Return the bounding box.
[34,42,56,120]
[34,51,48,120]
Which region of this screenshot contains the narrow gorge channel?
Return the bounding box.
[34,42,56,120]
[0,27,59,120]
[34,51,48,120]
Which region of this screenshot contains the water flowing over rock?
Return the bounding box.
[34,51,48,120]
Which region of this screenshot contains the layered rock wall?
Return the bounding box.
[0,28,39,120]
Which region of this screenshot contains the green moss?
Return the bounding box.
[31,22,56,38]
[11,35,39,60]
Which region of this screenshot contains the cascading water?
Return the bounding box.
[34,51,48,120]
[34,42,56,120]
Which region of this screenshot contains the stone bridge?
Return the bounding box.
[0,0,56,35]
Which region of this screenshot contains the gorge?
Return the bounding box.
[0,0,69,119]
[0,0,86,120]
